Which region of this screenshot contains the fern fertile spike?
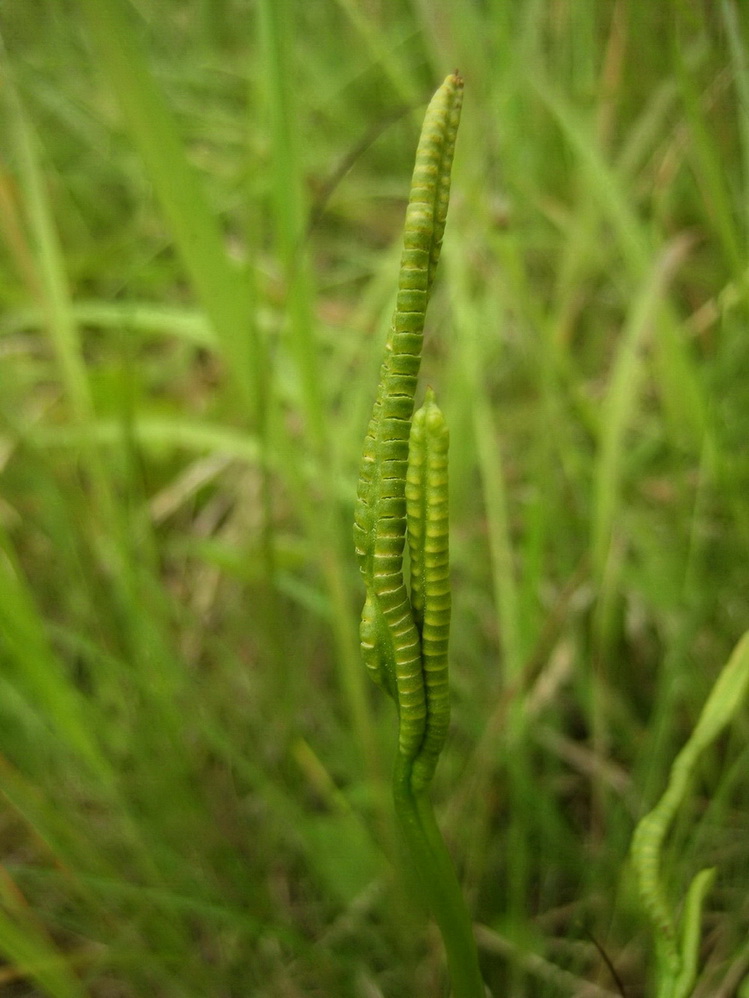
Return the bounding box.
[354,73,462,767]
[406,389,451,791]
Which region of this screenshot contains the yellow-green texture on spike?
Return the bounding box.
[631,630,749,998]
[406,388,451,792]
[352,74,486,998]
[353,73,462,766]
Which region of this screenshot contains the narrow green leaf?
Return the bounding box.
[77,0,256,411]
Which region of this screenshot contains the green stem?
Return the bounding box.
[394,756,485,998]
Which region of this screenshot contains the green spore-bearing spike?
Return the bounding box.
[406,388,451,792]
[352,75,484,998]
[360,593,395,699]
[354,72,463,579]
[630,629,749,998]
[353,73,462,764]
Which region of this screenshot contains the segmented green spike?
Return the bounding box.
[353,72,462,764]
[406,389,451,791]
[354,72,463,584]
[630,630,749,998]
[352,75,484,998]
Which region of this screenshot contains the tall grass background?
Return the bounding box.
[1,1,749,995]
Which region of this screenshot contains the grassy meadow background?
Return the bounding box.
[2,1,749,995]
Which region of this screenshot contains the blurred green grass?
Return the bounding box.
[1,1,749,995]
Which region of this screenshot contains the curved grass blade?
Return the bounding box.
[631,629,749,998]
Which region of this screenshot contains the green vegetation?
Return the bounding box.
[1,1,749,996]
[354,74,483,997]
[631,630,749,998]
